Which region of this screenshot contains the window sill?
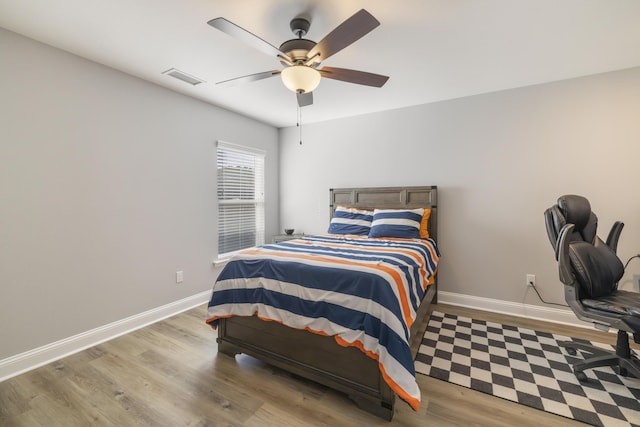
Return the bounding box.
[213,258,230,268]
[214,245,263,267]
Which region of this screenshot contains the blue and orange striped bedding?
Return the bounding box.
[206,234,440,411]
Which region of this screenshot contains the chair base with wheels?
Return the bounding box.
[560,329,640,381]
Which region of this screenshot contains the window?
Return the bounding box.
[216,141,265,258]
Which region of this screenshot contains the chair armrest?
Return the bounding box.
[606,221,624,253]
[557,224,575,286]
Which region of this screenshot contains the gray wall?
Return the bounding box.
[279,66,640,309]
[0,28,279,360]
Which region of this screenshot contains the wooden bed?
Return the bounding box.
[215,186,438,420]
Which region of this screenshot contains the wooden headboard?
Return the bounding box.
[329,186,438,242]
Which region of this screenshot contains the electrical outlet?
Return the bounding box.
[526,274,536,287]
[176,270,184,284]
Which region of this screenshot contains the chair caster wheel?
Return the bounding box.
[575,370,587,381]
[566,347,577,356]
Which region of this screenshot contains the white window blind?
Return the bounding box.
[217,141,265,258]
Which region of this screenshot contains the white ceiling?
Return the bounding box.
[2,0,640,128]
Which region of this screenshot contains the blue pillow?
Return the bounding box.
[368,208,425,239]
[327,206,374,235]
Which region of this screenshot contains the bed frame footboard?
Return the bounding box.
[216,284,436,420]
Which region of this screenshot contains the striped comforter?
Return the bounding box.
[206,234,440,410]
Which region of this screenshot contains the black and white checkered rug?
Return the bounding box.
[415,311,640,427]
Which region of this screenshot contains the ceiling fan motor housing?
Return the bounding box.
[279,38,317,65]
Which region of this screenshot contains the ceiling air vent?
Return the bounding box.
[162,68,205,86]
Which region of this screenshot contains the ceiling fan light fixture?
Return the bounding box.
[281,65,321,93]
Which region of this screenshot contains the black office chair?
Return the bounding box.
[544,195,640,380]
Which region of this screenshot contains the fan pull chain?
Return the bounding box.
[297,104,303,145]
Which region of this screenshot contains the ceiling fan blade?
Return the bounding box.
[319,67,389,87]
[306,9,380,63]
[208,17,292,62]
[216,70,280,86]
[296,91,313,107]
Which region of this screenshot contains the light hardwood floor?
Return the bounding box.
[1,303,635,426]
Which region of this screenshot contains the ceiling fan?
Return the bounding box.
[207,9,389,107]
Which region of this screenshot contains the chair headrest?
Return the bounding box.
[557,195,592,230]
[546,194,598,245]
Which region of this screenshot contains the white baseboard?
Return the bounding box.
[0,290,211,382]
[437,291,592,329]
